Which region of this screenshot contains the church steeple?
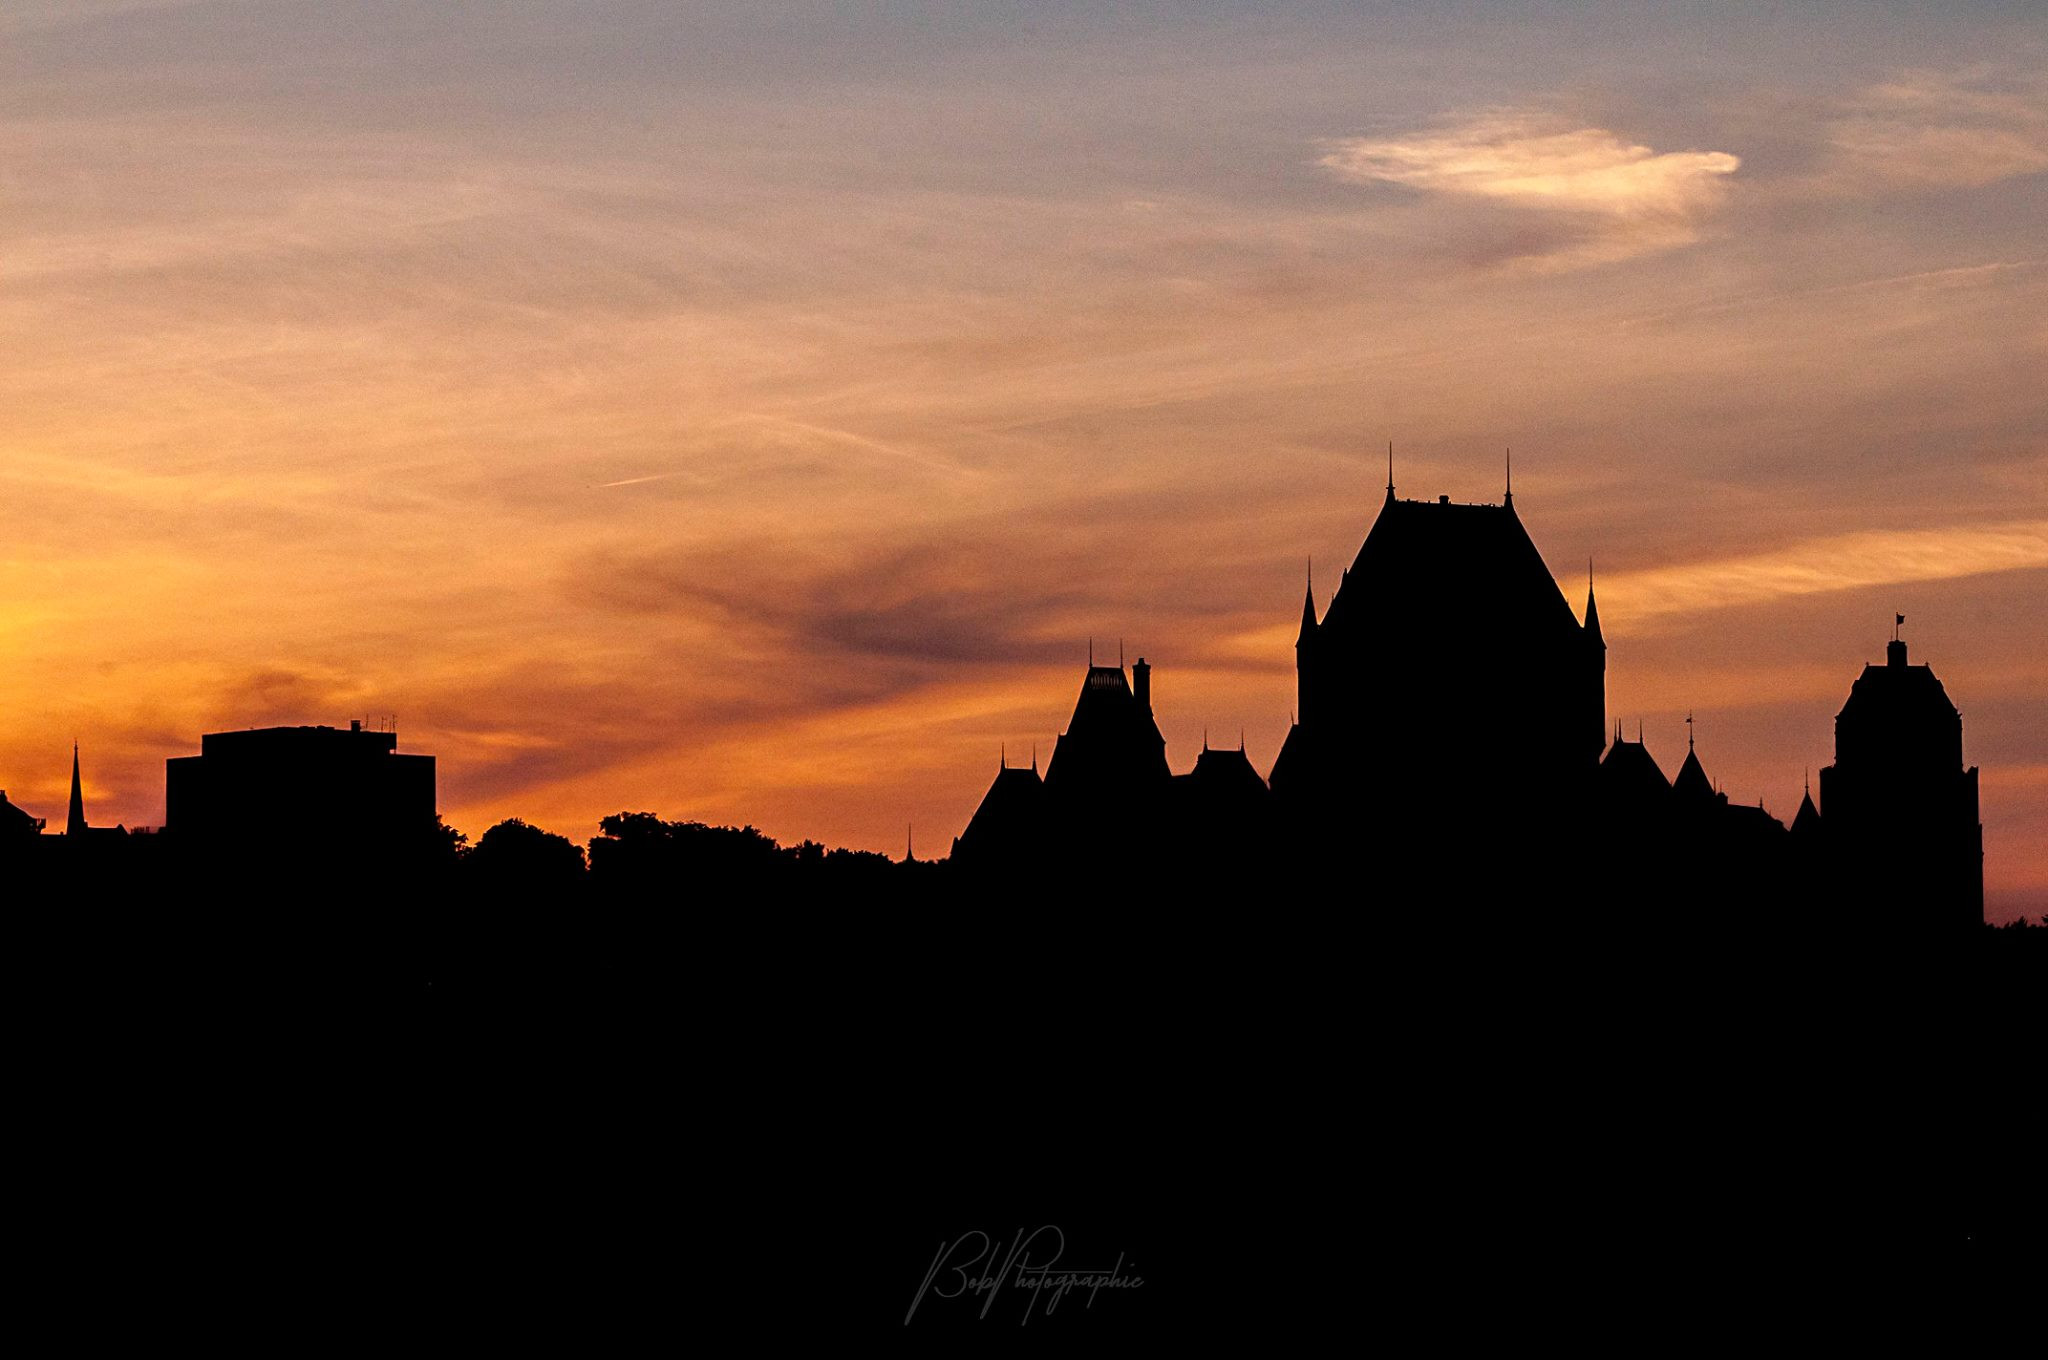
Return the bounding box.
[66,743,86,836]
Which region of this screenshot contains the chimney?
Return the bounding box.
[1887,639,1907,669]
[1133,657,1152,715]
[351,719,362,732]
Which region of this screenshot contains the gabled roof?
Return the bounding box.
[0,790,45,836]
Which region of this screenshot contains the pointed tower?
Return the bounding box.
[66,744,87,837]
[1295,564,1319,728]
[1585,564,1607,761]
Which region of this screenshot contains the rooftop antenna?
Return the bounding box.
[1505,447,1512,506]
[1031,742,1038,773]
[1088,638,1094,667]
[1000,742,1007,770]
[1203,727,1209,752]
[1637,718,1643,743]
[906,823,914,863]
[1387,440,1395,499]
[1239,728,1245,752]
[1119,638,1125,670]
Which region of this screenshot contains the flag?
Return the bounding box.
[1896,613,1905,625]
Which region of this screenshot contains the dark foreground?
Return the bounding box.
[14,840,2042,1344]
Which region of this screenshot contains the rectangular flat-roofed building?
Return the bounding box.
[166,721,435,843]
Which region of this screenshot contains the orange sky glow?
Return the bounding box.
[3,3,2043,918]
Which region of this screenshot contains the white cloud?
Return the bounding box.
[1319,113,1739,270]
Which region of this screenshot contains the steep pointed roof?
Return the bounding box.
[1584,578,1603,644]
[1319,494,1581,639]
[1672,746,1716,805]
[1599,737,1671,800]
[1043,663,1170,791]
[1297,576,1318,643]
[951,764,1046,865]
[1790,789,1822,838]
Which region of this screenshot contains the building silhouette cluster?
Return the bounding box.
[0,477,1994,934]
[951,473,1986,930]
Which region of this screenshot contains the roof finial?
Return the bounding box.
[1088,637,1093,667]
[1686,711,1695,752]
[1637,718,1643,743]
[1239,728,1245,752]
[1119,637,1125,670]
[1000,742,1007,770]
[1203,727,1209,752]
[906,823,914,863]
[1032,741,1038,773]
[1387,440,1395,499]
[1505,447,1512,505]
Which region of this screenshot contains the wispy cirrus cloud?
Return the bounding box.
[1603,520,2048,632]
[1319,113,1740,271]
[1825,67,2048,190]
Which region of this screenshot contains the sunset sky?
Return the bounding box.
[4,2,2044,917]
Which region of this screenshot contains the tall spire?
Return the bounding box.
[1298,559,1319,640]
[67,743,85,837]
[1584,558,1602,643]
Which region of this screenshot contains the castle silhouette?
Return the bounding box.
[0,473,1991,933]
[950,469,1985,930]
